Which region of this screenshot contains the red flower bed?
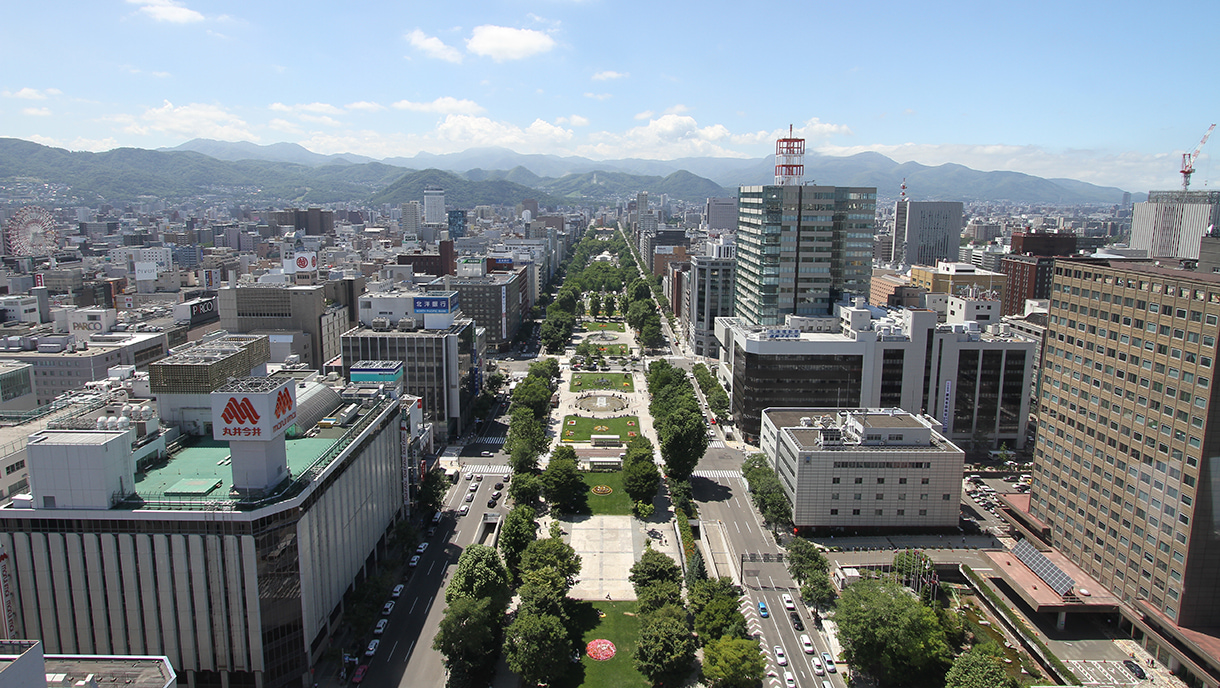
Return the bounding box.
[586,639,616,661]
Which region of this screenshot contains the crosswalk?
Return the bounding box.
[1064,659,1142,686]
[474,436,506,446]
[709,440,726,448]
[459,465,510,475]
[692,469,743,479]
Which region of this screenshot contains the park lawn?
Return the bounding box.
[579,471,633,515]
[556,601,647,688]
[560,415,641,443]
[584,321,626,332]
[588,343,631,357]
[570,372,635,393]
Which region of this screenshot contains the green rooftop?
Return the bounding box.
[134,436,337,501]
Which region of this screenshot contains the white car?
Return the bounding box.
[811,655,824,675]
[365,639,379,657]
[783,670,795,688]
[374,619,388,635]
[800,634,814,654]
[468,483,479,492]
[773,645,787,666]
[458,505,469,516]
[782,593,795,610]
[408,555,420,568]
[381,601,395,615]
[391,584,404,598]
[416,542,428,554]
[822,652,837,673]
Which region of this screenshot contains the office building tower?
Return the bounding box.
[684,255,735,358]
[760,408,964,532]
[217,284,348,369]
[423,186,446,224]
[447,209,467,239]
[910,261,1007,304]
[705,197,737,231]
[1130,190,1220,260]
[715,297,1033,446]
[734,185,875,327]
[1016,259,1220,686]
[400,201,421,235]
[890,200,963,266]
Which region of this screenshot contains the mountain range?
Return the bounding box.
[0,136,1138,209]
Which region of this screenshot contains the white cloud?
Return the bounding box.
[663,104,690,115]
[126,0,204,24]
[151,71,172,78]
[22,107,51,117]
[578,114,754,159]
[27,135,119,152]
[269,102,292,112]
[556,115,589,127]
[584,93,612,101]
[3,88,60,100]
[269,102,341,114]
[406,29,463,63]
[592,70,627,81]
[728,118,853,146]
[299,114,342,127]
[466,25,555,61]
[297,114,573,158]
[392,97,484,115]
[268,118,304,135]
[124,100,257,141]
[345,101,384,112]
[634,110,654,120]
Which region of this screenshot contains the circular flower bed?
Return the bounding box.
[586,639,616,661]
[594,425,610,432]
[591,485,613,495]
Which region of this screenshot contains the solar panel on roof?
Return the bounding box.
[1013,538,1076,596]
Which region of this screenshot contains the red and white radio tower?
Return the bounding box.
[774,124,804,186]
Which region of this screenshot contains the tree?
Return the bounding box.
[588,293,601,318]
[689,577,741,616]
[604,293,616,316]
[519,535,582,589]
[509,472,543,509]
[626,300,652,331]
[629,547,683,593]
[517,566,570,621]
[511,376,553,421]
[694,594,747,644]
[628,279,652,305]
[637,579,682,614]
[433,596,502,688]
[702,637,766,688]
[509,442,541,476]
[417,468,448,516]
[528,358,560,383]
[634,604,697,687]
[622,450,661,505]
[685,548,708,588]
[786,538,829,585]
[503,612,571,687]
[741,455,793,531]
[944,644,1019,688]
[800,575,838,607]
[486,372,506,394]
[669,478,693,516]
[541,447,585,512]
[499,504,539,583]
[446,545,512,613]
[640,319,663,348]
[659,409,708,482]
[835,579,952,686]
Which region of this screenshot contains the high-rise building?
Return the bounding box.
[1130,190,1220,260]
[890,200,963,266]
[1016,259,1220,686]
[684,255,735,358]
[909,261,1007,304]
[217,284,349,369]
[734,185,875,327]
[705,197,737,231]
[423,186,446,224]
[400,201,421,235]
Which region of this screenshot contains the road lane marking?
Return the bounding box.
[387,640,399,661]
[408,597,418,614]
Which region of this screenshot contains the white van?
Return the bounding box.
[431,512,443,524]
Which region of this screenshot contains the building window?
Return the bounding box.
[896,509,905,516]
[918,509,927,516]
[852,509,861,516]
[877,478,885,484]
[854,477,863,484]
[831,477,840,484]
[830,509,838,515]
[899,477,907,484]
[921,477,930,484]
[876,493,884,500]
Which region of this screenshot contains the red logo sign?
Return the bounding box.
[296,256,308,268]
[221,397,259,425]
[275,388,294,418]
[311,255,317,267]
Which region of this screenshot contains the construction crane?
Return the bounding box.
[1181,123,1216,192]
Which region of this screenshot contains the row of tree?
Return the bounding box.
[645,359,709,483]
[690,363,730,418]
[741,454,794,532]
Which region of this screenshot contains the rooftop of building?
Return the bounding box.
[765,407,953,452]
[1058,257,1220,285]
[0,648,176,688]
[984,547,1120,612]
[342,319,471,337]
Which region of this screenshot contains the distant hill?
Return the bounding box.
[0,138,404,204]
[530,169,729,203]
[159,138,377,167]
[369,168,566,208]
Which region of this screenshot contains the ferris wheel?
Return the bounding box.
[4,206,58,257]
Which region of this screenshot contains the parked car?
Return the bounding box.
[1123,659,1146,680]
[465,493,474,502]
[800,634,814,654]
[458,505,469,516]
[790,611,804,631]
[391,584,404,599]
[487,498,497,508]
[381,601,394,616]
[811,655,824,675]
[365,639,379,657]
[821,652,837,673]
[783,671,795,687]
[351,664,368,683]
[481,451,493,457]
[416,542,428,554]
[408,555,420,568]
[374,619,388,635]
[426,527,436,538]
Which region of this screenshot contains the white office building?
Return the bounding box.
[423,186,446,224]
[891,200,963,266]
[760,407,964,532]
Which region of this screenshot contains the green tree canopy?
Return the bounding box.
[511,376,553,421]
[508,472,543,508]
[446,544,512,613]
[416,467,449,516]
[528,358,560,383]
[588,292,601,318]
[689,577,741,617]
[541,447,585,512]
[629,547,683,594]
[659,409,708,482]
[637,579,683,614]
[499,504,539,583]
[694,594,748,645]
[623,448,661,505]
[786,538,829,584]
[503,612,571,687]
[944,644,1019,688]
[835,578,952,686]
[518,535,582,589]
[634,603,697,687]
[702,637,766,688]
[432,596,503,688]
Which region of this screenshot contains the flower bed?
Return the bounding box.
[586,638,616,661]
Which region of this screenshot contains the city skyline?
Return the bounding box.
[2,1,1219,193]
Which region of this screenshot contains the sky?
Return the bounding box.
[2,0,1218,192]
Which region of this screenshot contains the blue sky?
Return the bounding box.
[2,0,1218,192]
